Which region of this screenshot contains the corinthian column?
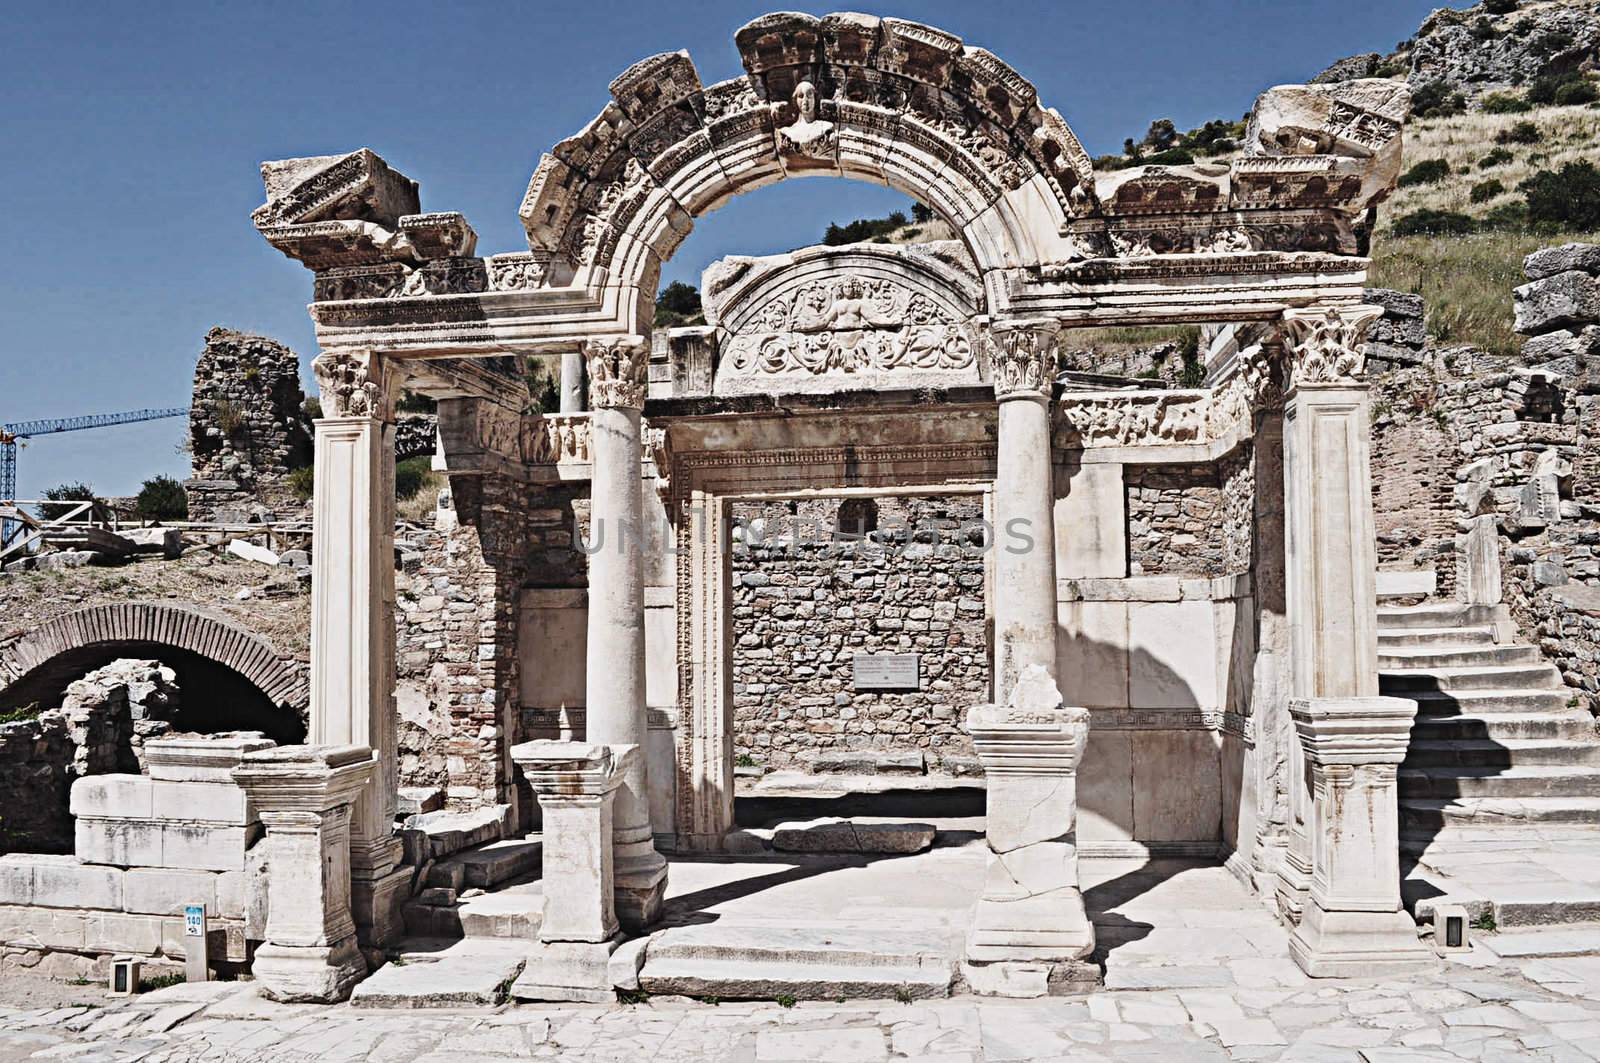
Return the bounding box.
[990,319,1061,700]
[309,349,409,949]
[582,336,668,930]
[963,321,1096,997]
[1274,306,1431,976]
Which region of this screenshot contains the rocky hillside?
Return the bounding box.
[1316,0,1600,96]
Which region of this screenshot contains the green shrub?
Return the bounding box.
[1496,120,1541,145]
[1483,0,1518,13]
[1411,81,1467,118]
[1480,92,1531,114]
[394,456,434,502]
[1478,147,1514,169]
[1554,79,1600,107]
[302,395,323,419]
[41,483,97,521]
[0,703,41,726]
[1520,161,1600,229]
[654,280,703,326]
[1528,72,1585,105]
[135,476,188,520]
[1480,200,1530,230]
[1392,210,1476,237]
[1398,159,1451,187]
[823,211,908,245]
[911,202,934,223]
[287,465,314,502]
[1470,17,1499,41]
[1470,178,1505,203]
[1533,30,1575,57]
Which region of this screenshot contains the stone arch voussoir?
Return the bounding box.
[0,602,308,712]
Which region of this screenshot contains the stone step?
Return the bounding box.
[1380,664,1565,694]
[1378,645,1542,670]
[638,925,956,1001]
[1412,712,1597,742]
[402,887,545,941]
[1377,603,1506,631]
[1399,765,1600,800]
[1402,689,1576,716]
[1401,797,1600,829]
[1404,738,1600,769]
[351,940,528,1009]
[1379,627,1497,649]
[424,838,542,892]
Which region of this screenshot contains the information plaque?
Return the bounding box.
[852,653,921,691]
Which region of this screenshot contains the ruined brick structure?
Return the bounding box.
[187,328,313,520]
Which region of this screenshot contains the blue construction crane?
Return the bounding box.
[1,408,191,502]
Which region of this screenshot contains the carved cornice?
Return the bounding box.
[311,349,395,421]
[584,337,649,409]
[989,319,1059,400]
[1280,305,1383,388]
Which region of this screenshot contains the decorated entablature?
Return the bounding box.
[251,12,1412,360]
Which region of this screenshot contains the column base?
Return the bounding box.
[351,865,411,948]
[1289,903,1436,978]
[253,937,367,1004]
[961,958,1101,998]
[1275,846,1311,926]
[615,858,668,932]
[511,935,624,1003]
[967,888,1095,964]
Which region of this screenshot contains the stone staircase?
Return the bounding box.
[1378,601,1600,831]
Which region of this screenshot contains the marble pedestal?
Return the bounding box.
[1288,696,1436,977]
[510,740,634,1002]
[964,666,1099,994]
[232,745,375,1003]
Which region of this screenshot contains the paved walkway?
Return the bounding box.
[5,942,1600,1062]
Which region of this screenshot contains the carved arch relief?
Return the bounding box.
[702,242,986,396]
[516,11,1098,322]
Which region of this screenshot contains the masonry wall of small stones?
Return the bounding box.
[1125,465,1233,577]
[395,475,588,814]
[1370,370,1461,596]
[729,496,988,773]
[187,328,313,521]
[1501,244,1600,706]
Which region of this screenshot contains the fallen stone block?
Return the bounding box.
[397,786,444,816]
[1515,270,1600,334]
[226,539,279,566]
[1525,242,1600,281]
[403,805,512,860]
[34,550,97,571]
[121,528,185,559]
[770,818,936,854]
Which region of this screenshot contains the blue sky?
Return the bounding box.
[0,0,1458,499]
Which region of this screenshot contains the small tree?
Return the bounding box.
[1142,119,1178,151]
[1398,159,1451,187]
[135,475,188,520]
[394,456,434,501]
[911,202,934,223]
[525,357,560,414]
[1521,161,1600,230]
[41,483,97,521]
[1496,120,1541,145]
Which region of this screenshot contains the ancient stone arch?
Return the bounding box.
[0,602,308,713]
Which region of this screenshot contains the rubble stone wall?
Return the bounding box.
[0,713,73,855]
[1125,465,1228,577]
[187,328,313,521]
[728,496,988,773]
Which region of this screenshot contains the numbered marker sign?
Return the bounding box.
[184,904,205,937]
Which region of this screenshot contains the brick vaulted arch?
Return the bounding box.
[0,602,308,712]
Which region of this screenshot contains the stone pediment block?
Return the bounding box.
[254,148,420,230]
[1244,79,1411,214]
[1096,165,1229,217]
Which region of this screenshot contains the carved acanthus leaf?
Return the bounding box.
[1281,306,1383,387]
[584,338,650,409]
[312,349,392,420]
[989,320,1059,399]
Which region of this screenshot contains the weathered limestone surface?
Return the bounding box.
[232,744,374,1003]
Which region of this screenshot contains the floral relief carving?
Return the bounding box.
[725,276,974,377]
[1281,306,1383,387]
[487,255,546,291]
[1060,393,1208,447]
[584,338,650,409]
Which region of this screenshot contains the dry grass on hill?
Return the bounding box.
[1386,102,1600,221]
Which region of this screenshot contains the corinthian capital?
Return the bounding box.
[989,319,1060,400]
[584,337,649,410]
[311,348,395,421]
[1280,306,1384,389]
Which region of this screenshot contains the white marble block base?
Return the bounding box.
[965,666,1097,984]
[1290,905,1435,978]
[253,938,367,1004]
[961,958,1101,998]
[510,936,624,1003]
